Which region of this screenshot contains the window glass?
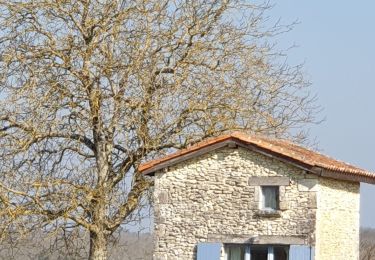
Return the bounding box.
[274,246,288,260]
[226,245,245,260]
[261,186,279,210]
[250,246,268,260]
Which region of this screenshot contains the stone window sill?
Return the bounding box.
[255,209,281,217]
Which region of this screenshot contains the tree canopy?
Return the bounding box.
[0,0,318,259]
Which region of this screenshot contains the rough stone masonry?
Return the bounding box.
[152,146,359,260]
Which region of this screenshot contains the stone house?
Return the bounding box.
[139,132,375,260]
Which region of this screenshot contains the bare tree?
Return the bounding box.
[0,0,318,259]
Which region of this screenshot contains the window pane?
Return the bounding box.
[227,245,245,260]
[262,186,279,210]
[250,246,268,260]
[274,246,288,260]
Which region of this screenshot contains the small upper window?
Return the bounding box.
[261,186,279,210]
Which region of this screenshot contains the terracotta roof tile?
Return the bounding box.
[139,132,375,183]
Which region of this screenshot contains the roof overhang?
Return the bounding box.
[139,133,375,184]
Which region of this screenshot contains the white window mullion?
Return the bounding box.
[244,245,251,260]
[268,246,274,260]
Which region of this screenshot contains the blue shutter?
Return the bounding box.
[289,245,313,260]
[311,247,315,260]
[197,242,222,260]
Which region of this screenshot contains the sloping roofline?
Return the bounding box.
[139,132,375,184]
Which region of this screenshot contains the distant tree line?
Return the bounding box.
[361,228,375,260]
[0,231,152,260]
[0,228,374,259]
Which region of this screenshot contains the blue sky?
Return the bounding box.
[269,1,375,227]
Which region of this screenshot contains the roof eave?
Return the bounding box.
[141,138,317,176]
[139,134,375,184]
[141,139,234,175]
[319,169,375,184]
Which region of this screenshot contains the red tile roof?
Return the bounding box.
[139,132,375,183]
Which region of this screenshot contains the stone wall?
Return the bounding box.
[315,178,360,260]
[153,146,319,260]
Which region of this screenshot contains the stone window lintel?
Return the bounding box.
[248,176,290,186]
[207,234,306,245]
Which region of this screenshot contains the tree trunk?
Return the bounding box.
[88,138,111,260]
[89,231,108,260]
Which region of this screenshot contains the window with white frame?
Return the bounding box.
[197,242,312,260]
[225,245,288,260]
[260,186,279,210]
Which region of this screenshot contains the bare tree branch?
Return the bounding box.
[0,0,320,259]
